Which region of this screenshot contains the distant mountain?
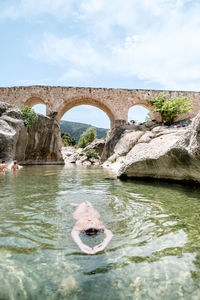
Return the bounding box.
[60,120,108,144]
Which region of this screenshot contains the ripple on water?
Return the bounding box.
[0,166,200,299]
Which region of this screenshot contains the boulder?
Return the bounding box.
[87,139,105,156]
[101,125,131,162]
[113,130,143,156]
[103,112,200,184]
[0,102,28,162]
[116,113,200,183]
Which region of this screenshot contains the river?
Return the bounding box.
[0,165,200,299]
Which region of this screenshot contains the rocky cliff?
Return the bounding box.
[102,114,200,184]
[0,102,27,162]
[25,114,64,164]
[0,102,64,164]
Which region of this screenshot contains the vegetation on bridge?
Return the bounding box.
[149,93,193,124]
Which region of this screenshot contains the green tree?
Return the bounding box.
[149,93,193,124]
[78,127,96,148]
[21,106,38,127]
[84,148,98,159]
[61,132,76,146]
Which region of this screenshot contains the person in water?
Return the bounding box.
[11,160,19,171]
[71,201,113,254]
[0,160,6,172]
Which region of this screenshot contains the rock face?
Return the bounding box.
[87,139,105,157]
[0,102,28,162]
[0,102,64,164]
[103,113,200,184]
[101,125,132,162]
[24,114,64,164]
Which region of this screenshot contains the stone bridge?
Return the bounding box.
[0,86,199,129]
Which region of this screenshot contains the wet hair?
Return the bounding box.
[2,161,5,164]
[82,228,104,236]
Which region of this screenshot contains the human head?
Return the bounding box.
[84,218,102,231]
[13,160,17,165]
[2,161,5,164]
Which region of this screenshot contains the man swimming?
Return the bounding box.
[71,201,113,254]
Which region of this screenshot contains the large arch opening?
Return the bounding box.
[24,97,47,116]
[128,105,151,124]
[60,105,110,145]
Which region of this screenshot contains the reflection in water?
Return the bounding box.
[0,165,200,299]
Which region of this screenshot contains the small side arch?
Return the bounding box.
[128,104,152,123]
[24,96,47,116]
[24,96,46,107]
[56,97,116,129]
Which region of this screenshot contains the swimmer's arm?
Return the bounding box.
[71,226,94,255]
[93,228,113,253]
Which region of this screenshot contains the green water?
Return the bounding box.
[0,165,200,300]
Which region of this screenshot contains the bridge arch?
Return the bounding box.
[24,96,48,116]
[128,104,152,123]
[24,96,46,107]
[56,97,116,129]
[127,98,156,122]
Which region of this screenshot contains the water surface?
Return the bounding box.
[0,165,200,299]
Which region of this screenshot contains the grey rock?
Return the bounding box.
[0,102,64,164]
[24,114,64,164]
[138,131,154,143]
[101,126,129,161]
[0,103,27,162]
[103,112,200,184]
[114,131,144,155]
[87,139,105,156]
[0,101,10,116]
[3,107,23,119]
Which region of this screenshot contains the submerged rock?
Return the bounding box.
[103,113,200,184]
[57,276,77,297]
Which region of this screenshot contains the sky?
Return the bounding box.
[0,0,200,128]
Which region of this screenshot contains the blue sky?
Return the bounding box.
[0,0,200,128]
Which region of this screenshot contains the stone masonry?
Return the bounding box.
[0,86,199,129]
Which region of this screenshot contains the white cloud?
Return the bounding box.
[59,69,91,86]
[21,0,200,90]
[79,0,192,38]
[111,5,200,90]
[29,33,110,71]
[0,0,76,20]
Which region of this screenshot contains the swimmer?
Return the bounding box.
[0,160,6,172]
[71,201,113,254]
[11,160,19,171]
